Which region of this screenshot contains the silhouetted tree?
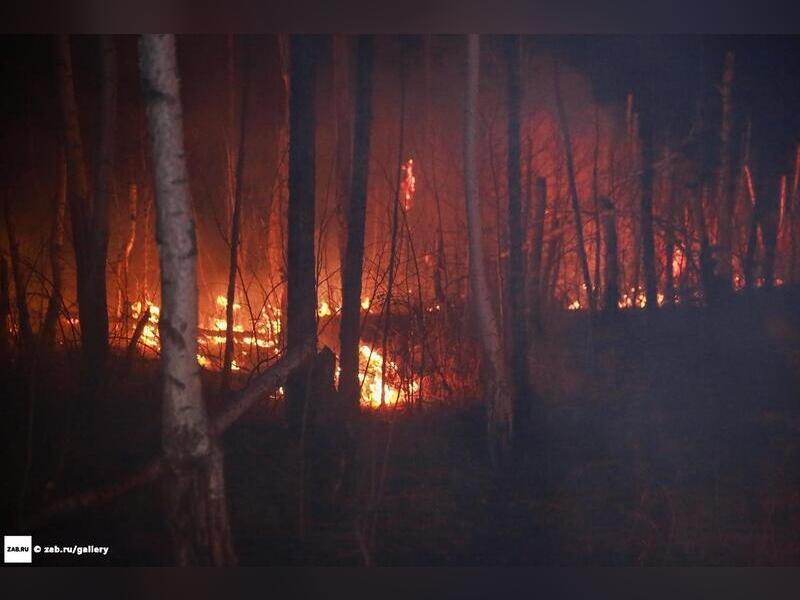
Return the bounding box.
[221,36,253,396]
[339,36,375,410]
[54,35,114,373]
[553,60,595,313]
[285,35,319,436]
[504,35,532,444]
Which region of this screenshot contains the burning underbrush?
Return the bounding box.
[52,291,479,411]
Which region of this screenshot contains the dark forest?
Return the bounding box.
[1,34,799,566]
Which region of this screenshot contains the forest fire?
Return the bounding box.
[2,32,799,568]
[125,292,407,408]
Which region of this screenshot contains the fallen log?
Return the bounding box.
[25,339,316,529]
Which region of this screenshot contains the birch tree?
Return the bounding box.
[465,34,514,468]
[140,33,235,565]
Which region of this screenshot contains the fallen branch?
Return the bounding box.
[211,339,315,436]
[25,339,316,529]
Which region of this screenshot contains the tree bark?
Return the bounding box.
[285,35,319,436]
[221,37,253,397]
[88,35,115,356]
[0,256,10,360]
[465,35,514,468]
[378,39,408,408]
[54,35,111,373]
[41,146,67,347]
[3,198,33,349]
[504,35,532,441]
[601,197,620,312]
[638,98,659,311]
[339,36,374,411]
[528,177,547,335]
[663,148,677,306]
[553,61,595,313]
[118,182,138,320]
[716,51,736,291]
[333,35,355,284]
[139,33,235,566]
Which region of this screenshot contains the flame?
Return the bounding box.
[123,291,421,408]
[213,318,243,332]
[356,344,419,409]
[401,158,416,211]
[216,295,240,310]
[318,300,332,317]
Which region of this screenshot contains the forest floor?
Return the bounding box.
[2,286,799,565]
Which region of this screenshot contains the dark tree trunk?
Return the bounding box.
[693,184,718,302]
[528,177,547,336]
[3,198,33,350]
[465,34,514,468]
[758,177,781,289]
[286,35,319,436]
[117,182,137,321]
[378,38,409,408]
[41,146,67,347]
[504,36,532,442]
[0,256,10,360]
[664,153,677,306]
[716,52,736,291]
[339,36,374,411]
[87,35,115,361]
[140,33,235,566]
[54,35,112,375]
[221,37,253,397]
[333,35,355,281]
[602,197,620,313]
[638,101,658,311]
[553,61,595,313]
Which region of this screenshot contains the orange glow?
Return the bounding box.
[401,158,416,211]
[335,344,420,409]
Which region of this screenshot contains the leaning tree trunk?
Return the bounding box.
[140,33,235,566]
[339,36,375,411]
[553,61,595,313]
[221,37,252,397]
[465,34,514,468]
[504,35,532,443]
[285,35,319,437]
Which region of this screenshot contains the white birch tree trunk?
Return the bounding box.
[139,33,235,566]
[464,34,514,468]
